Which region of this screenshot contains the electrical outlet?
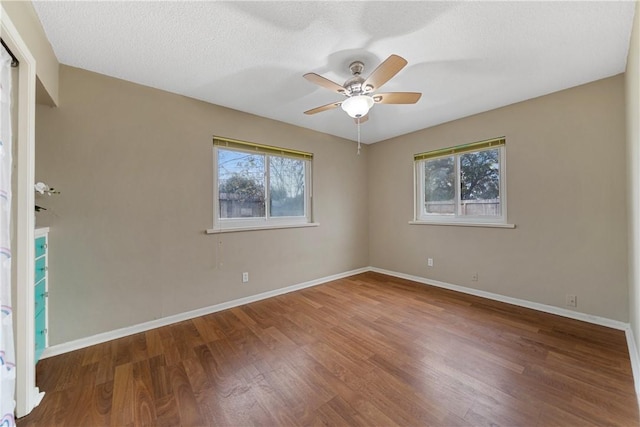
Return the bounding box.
[427,258,433,267]
[472,272,478,281]
[242,272,249,283]
[566,294,577,307]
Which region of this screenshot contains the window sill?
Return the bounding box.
[206,222,320,234]
[409,220,515,229]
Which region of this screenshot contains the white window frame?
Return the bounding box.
[413,137,511,227]
[210,137,314,233]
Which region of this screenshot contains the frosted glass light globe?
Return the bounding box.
[341,95,374,118]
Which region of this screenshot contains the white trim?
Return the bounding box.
[212,145,314,231]
[206,222,319,234]
[40,265,640,399]
[369,267,629,330]
[34,227,50,237]
[42,265,631,356]
[408,220,516,229]
[42,266,369,359]
[1,5,42,417]
[626,326,640,407]
[414,144,508,226]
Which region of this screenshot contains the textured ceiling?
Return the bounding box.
[32,1,636,144]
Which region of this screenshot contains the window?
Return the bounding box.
[414,137,507,225]
[212,136,313,231]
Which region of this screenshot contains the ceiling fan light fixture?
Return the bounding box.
[341,95,374,118]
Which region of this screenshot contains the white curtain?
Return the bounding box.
[0,46,16,426]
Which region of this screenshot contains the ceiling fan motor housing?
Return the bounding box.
[344,76,365,96]
[349,61,364,75]
[345,61,368,96]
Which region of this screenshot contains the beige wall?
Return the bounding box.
[369,75,628,321]
[35,65,369,344]
[627,2,640,360]
[35,61,631,345]
[2,0,59,105]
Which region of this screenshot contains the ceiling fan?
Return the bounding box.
[303,54,421,123]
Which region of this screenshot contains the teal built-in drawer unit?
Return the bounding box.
[34,228,49,364]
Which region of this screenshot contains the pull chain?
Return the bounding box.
[357,117,361,155]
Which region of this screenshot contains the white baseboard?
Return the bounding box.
[42,266,369,359]
[41,265,640,403]
[42,265,633,367]
[370,267,640,401]
[625,326,640,407]
[369,267,629,331]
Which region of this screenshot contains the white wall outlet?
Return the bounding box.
[566,294,577,307]
[472,272,478,281]
[427,258,433,267]
[242,272,249,283]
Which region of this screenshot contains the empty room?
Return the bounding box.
[2,1,640,426]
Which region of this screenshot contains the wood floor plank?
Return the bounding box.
[110,363,134,427]
[93,380,113,425]
[536,401,602,427]
[167,363,205,426]
[114,336,134,367]
[132,360,157,426]
[148,354,172,400]
[143,329,164,359]
[18,272,639,426]
[199,339,253,403]
[153,395,180,427]
[191,316,221,343]
[130,333,149,363]
[182,356,211,397]
[239,364,299,426]
[65,363,100,426]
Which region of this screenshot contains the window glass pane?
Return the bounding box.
[459,148,500,216]
[269,156,305,217]
[217,148,265,219]
[424,156,455,215]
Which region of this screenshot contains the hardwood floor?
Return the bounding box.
[17,272,639,426]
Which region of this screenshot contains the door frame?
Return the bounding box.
[1,5,41,417]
